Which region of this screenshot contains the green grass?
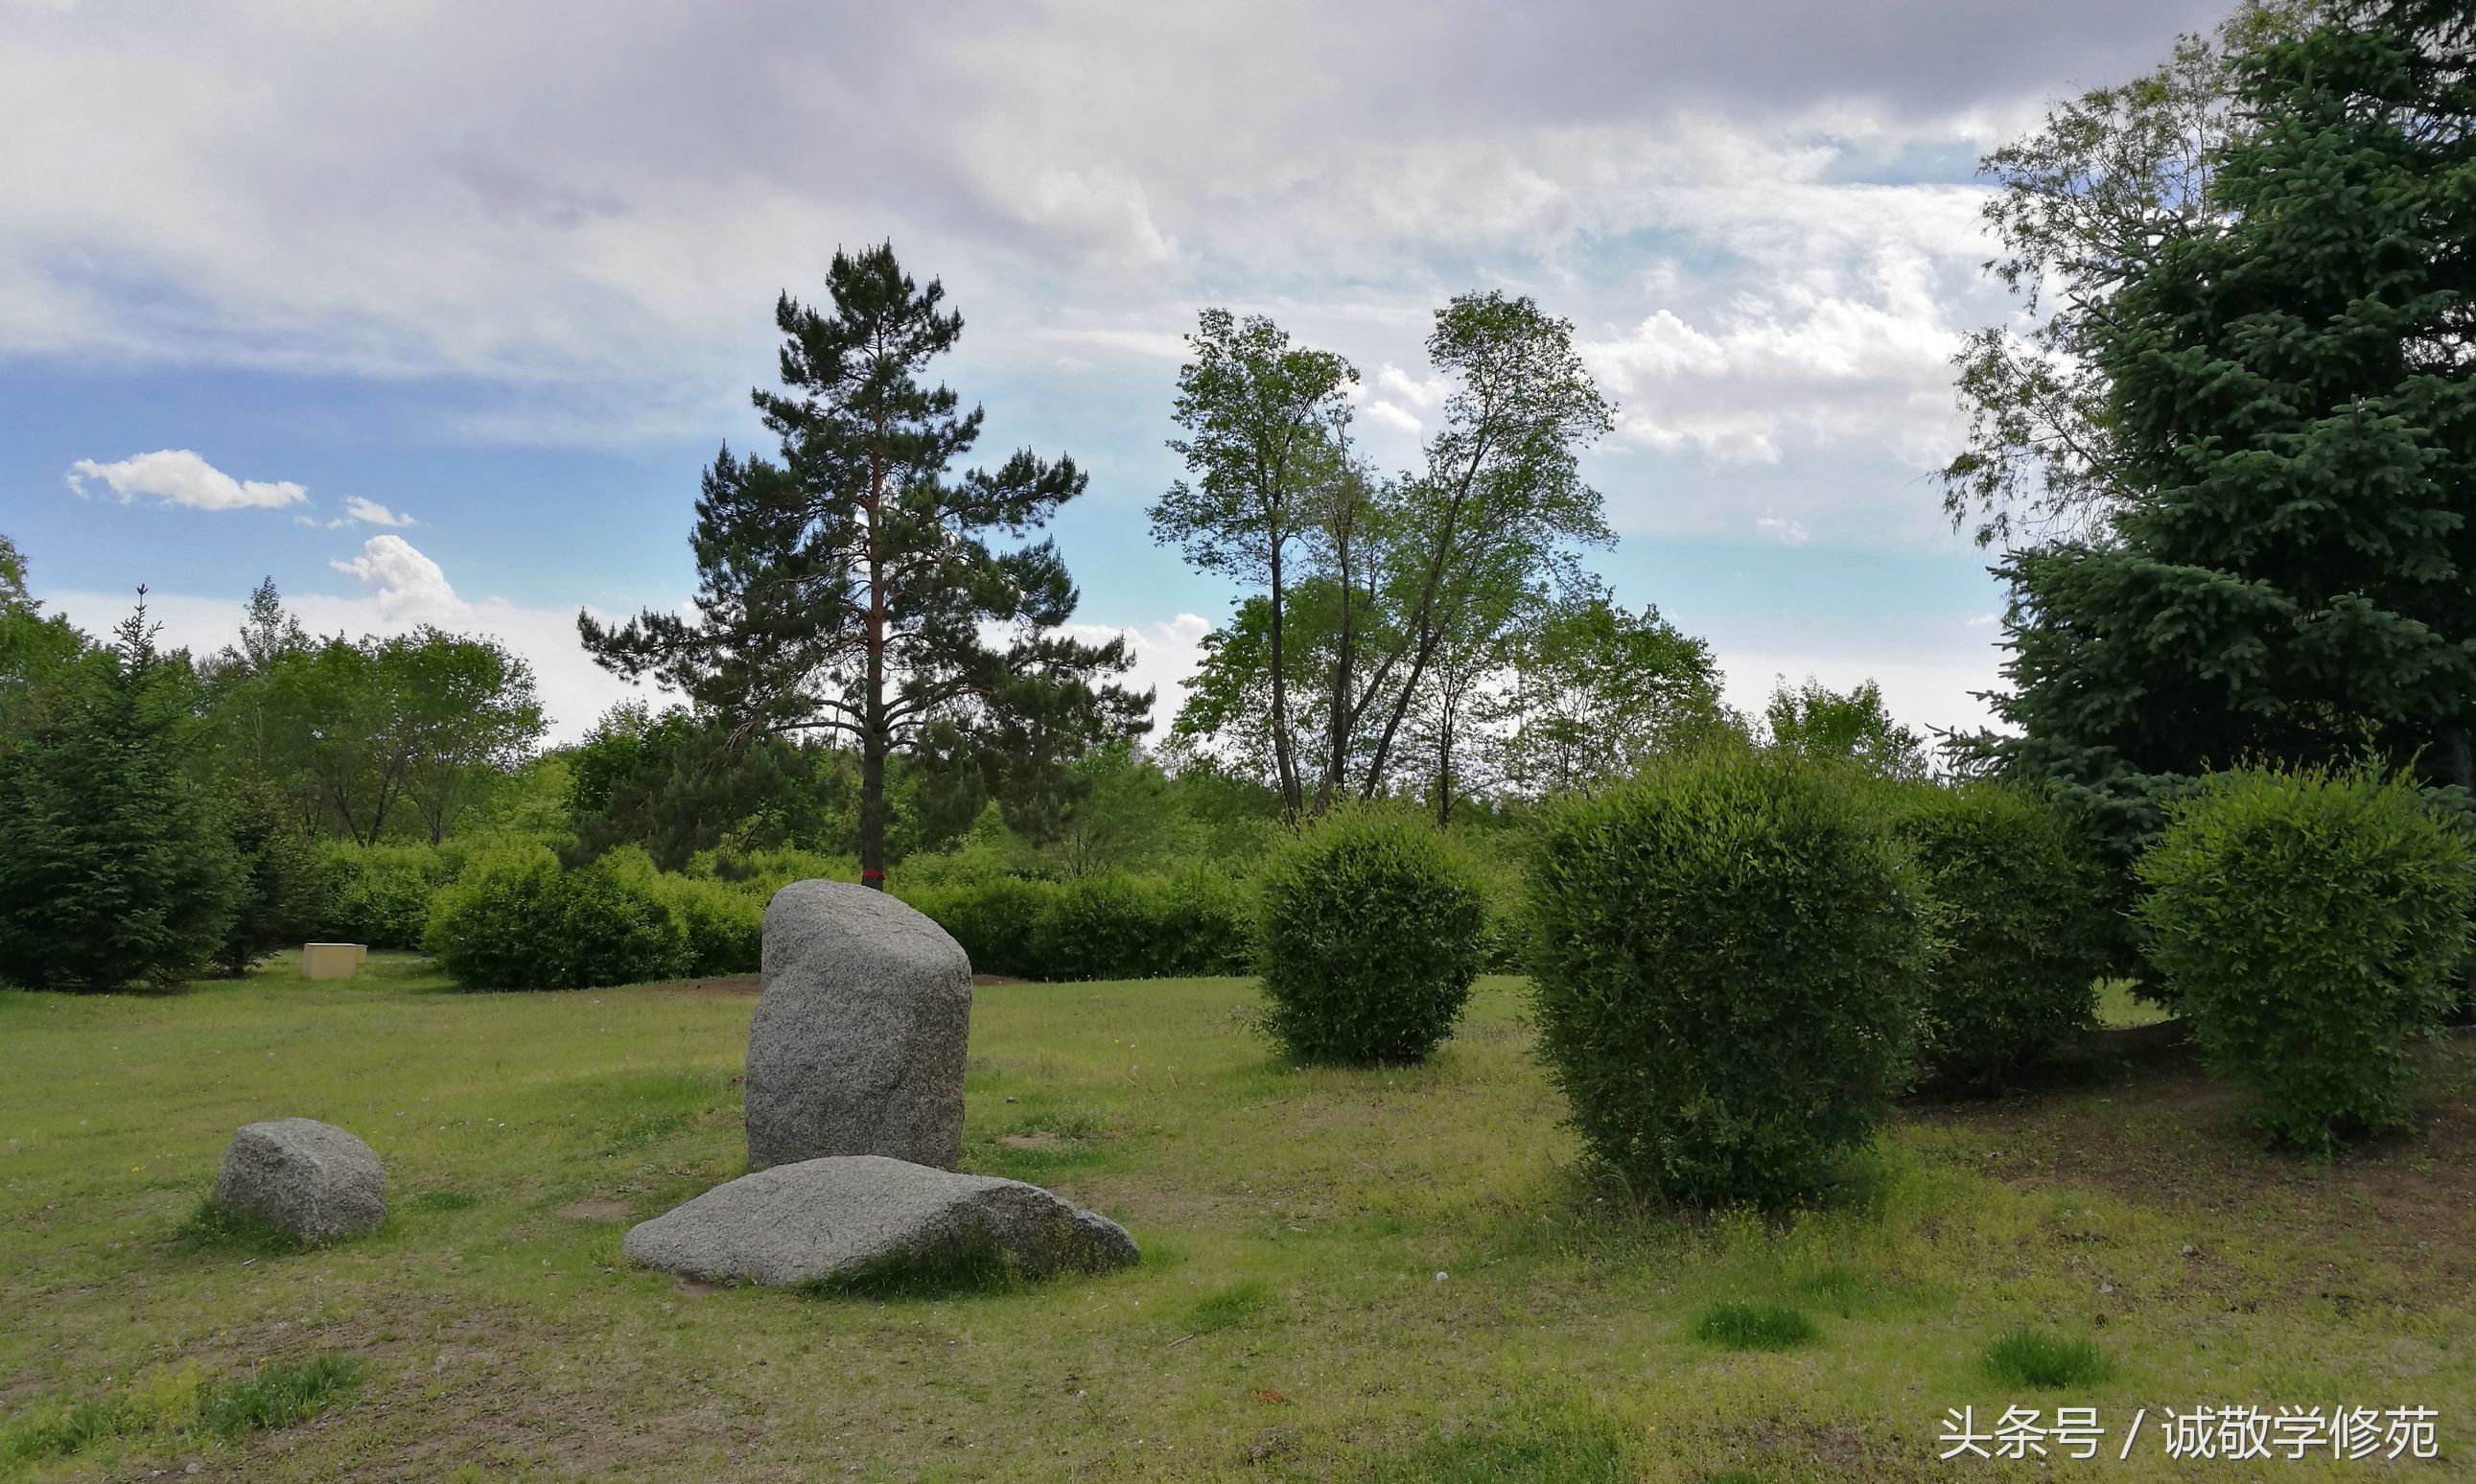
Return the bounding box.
[196,1356,366,1439]
[0,949,2469,1479]
[1691,1301,1819,1351]
[1981,1327,2116,1389]
[1181,1277,1273,1333]
[1,1354,361,1463]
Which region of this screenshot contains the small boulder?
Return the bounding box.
[745,881,972,1171]
[211,1118,385,1240]
[620,1154,1137,1287]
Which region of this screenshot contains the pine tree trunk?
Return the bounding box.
[859,423,890,891]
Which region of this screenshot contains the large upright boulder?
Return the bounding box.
[621,1154,1138,1287]
[211,1118,386,1240]
[745,880,971,1171]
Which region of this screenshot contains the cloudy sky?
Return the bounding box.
[2,0,2232,742]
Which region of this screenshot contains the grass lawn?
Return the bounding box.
[3,954,2472,1480]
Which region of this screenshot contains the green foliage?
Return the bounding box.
[220,610,545,847]
[1982,1328,2116,1389]
[899,866,1252,981]
[2136,764,2472,1149]
[426,848,689,990]
[317,841,462,949]
[899,875,1058,978]
[216,778,333,975]
[1488,590,1739,797]
[1256,810,1488,1064]
[1765,678,1930,781]
[1691,1302,1818,1351]
[196,1356,365,1439]
[1889,783,2106,1089]
[1983,7,2476,840]
[1149,868,1255,976]
[1528,750,1933,1205]
[1026,871,1165,984]
[579,243,1142,881]
[663,876,764,977]
[567,703,867,871]
[0,606,241,991]
[601,846,762,976]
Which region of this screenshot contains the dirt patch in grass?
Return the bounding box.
[1909,1032,2476,1284]
[554,1198,634,1222]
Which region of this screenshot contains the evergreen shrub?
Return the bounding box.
[1026,871,1161,982]
[1529,751,1932,1204]
[1889,782,2107,1089]
[1256,810,1488,1064]
[2137,764,2472,1150]
[1152,868,1255,976]
[426,848,689,990]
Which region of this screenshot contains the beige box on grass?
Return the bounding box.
[301,943,364,981]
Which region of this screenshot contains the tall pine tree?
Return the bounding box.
[1990,3,2476,852]
[0,597,240,991]
[580,244,1144,885]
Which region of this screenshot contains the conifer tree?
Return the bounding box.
[579,244,1143,885]
[0,596,240,990]
[1990,4,2476,850]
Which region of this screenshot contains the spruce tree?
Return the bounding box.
[0,597,240,991]
[579,244,1144,885]
[1991,6,2476,851]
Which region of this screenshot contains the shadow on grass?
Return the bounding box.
[172,1198,323,1258]
[793,1239,1027,1303]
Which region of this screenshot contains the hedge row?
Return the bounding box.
[897,870,1254,982]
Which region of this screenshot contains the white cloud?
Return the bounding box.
[329,534,460,623]
[64,449,306,511]
[1364,400,1423,434]
[1060,613,1212,734]
[1756,511,1812,545]
[338,496,414,527]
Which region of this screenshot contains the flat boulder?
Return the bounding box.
[620,1154,1138,1287]
[745,880,971,1171]
[211,1118,385,1240]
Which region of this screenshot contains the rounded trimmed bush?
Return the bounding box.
[1890,782,2107,1090]
[1255,811,1488,1064]
[1529,750,1932,1205]
[426,849,689,990]
[2136,764,2472,1151]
